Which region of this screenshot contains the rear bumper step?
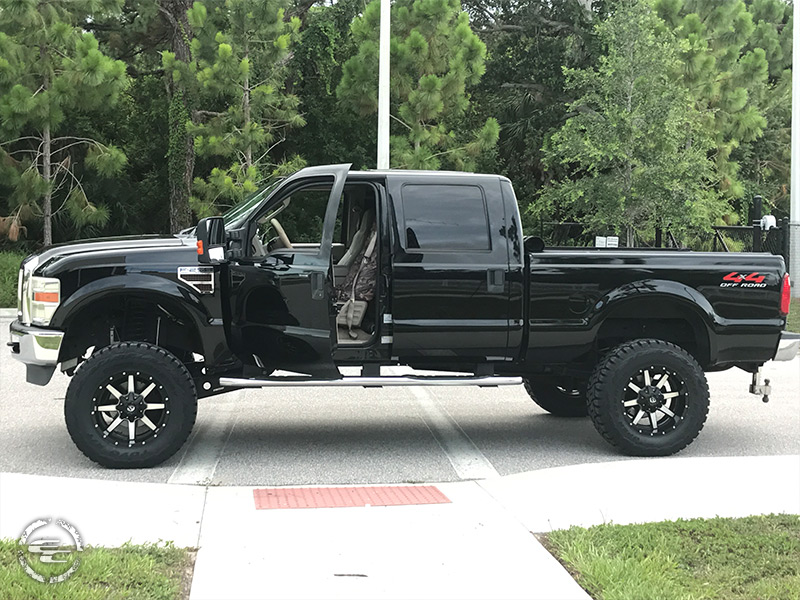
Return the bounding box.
[774,331,800,362]
[218,375,522,389]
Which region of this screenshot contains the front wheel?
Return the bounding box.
[587,339,709,456]
[65,342,197,468]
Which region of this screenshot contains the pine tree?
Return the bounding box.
[336,0,499,170]
[159,0,198,232]
[185,0,305,217]
[0,0,128,245]
[541,0,723,242]
[735,0,792,217]
[654,0,772,204]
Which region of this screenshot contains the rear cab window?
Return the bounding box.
[400,184,491,252]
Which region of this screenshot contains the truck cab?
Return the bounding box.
[202,163,525,378]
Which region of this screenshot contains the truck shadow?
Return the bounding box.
[213,412,626,485]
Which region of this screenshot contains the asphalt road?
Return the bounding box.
[2,315,798,486]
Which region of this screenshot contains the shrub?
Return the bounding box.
[0,252,25,308]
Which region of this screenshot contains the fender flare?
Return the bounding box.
[590,279,718,363]
[51,273,227,362]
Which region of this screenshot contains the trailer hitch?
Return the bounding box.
[748,368,771,403]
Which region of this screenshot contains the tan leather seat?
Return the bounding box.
[337,209,374,267]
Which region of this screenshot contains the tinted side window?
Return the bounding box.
[401,184,490,251]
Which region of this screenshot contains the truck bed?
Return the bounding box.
[521,249,786,368]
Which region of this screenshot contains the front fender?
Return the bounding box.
[50,273,229,364]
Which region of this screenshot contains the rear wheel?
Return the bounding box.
[587,339,709,456]
[65,342,197,468]
[523,376,588,417]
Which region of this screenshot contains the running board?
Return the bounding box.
[218,375,522,389]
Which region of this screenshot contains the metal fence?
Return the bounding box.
[535,218,791,271]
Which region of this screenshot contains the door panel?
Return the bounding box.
[226,164,350,377]
[388,176,512,361]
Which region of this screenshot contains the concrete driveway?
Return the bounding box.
[2,315,798,486]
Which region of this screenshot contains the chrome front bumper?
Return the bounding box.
[8,319,64,366]
[774,331,800,362]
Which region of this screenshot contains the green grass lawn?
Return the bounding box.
[542,514,800,600]
[787,301,800,333]
[0,539,195,600]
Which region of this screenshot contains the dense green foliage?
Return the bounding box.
[656,0,792,213]
[0,0,793,248]
[541,0,722,243]
[337,0,499,170]
[0,0,128,245]
[0,250,23,307]
[188,0,305,216]
[546,514,800,600]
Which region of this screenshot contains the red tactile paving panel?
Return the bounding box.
[253,485,451,510]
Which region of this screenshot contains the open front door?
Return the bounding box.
[226,164,350,378]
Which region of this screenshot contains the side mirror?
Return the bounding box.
[196,216,227,264]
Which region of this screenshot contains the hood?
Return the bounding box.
[28,234,196,277]
[34,234,188,259]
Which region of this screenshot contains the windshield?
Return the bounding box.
[222,178,284,229]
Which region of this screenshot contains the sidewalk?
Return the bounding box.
[2,454,799,599]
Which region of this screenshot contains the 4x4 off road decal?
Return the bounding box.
[720,272,767,288]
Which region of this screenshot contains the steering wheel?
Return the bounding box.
[270,218,293,249]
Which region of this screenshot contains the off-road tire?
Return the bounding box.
[65,342,197,468]
[587,339,709,456]
[523,377,588,417]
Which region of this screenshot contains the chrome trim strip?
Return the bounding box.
[219,375,522,388]
[20,255,39,326]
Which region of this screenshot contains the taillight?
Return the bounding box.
[780,274,791,316]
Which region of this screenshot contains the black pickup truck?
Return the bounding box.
[9,163,799,468]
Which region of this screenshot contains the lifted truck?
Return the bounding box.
[9,164,799,468]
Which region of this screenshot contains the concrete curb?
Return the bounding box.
[3,455,799,599]
[0,308,17,318]
[0,472,205,548]
[478,454,800,532]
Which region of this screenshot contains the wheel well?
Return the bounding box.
[59,295,203,370]
[596,299,711,367]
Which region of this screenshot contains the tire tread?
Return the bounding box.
[586,339,709,456]
[65,342,197,468]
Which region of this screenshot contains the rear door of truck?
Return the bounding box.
[387,174,513,362]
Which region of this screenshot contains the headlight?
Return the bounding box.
[18,255,61,327]
[28,276,61,326]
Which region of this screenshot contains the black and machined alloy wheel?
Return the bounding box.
[587,339,710,456]
[523,376,589,417]
[65,342,197,468]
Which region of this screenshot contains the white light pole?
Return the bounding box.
[376,0,391,170]
[791,3,800,296]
